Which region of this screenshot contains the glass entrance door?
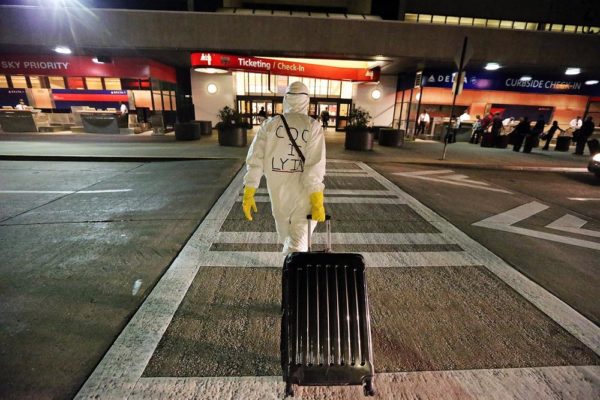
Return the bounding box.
[251,100,273,125]
[317,102,337,131]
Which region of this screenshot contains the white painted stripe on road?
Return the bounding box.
[0,189,132,194]
[546,214,600,238]
[131,366,600,400]
[213,232,454,245]
[568,197,600,201]
[253,188,395,196]
[473,202,600,250]
[326,172,369,176]
[196,251,477,268]
[244,195,405,204]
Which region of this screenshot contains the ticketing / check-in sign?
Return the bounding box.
[190,53,380,82]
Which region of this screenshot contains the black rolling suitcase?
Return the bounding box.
[281,215,375,397]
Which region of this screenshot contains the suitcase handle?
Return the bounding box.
[306,214,332,252]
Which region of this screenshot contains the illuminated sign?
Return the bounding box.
[421,70,598,95]
[191,53,380,82]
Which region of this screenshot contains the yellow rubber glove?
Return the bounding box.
[309,191,326,222]
[242,186,257,221]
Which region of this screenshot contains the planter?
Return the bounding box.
[345,128,373,151]
[218,126,247,147]
[175,122,202,140]
[378,129,405,147]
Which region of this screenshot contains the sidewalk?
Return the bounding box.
[0,130,591,170]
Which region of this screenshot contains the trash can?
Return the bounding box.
[555,136,572,152]
[175,122,202,140]
[379,129,404,147]
[193,120,213,136]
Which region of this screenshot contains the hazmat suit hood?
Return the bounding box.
[283,81,310,114]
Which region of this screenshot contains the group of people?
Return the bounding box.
[469,112,596,155]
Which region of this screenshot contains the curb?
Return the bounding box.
[0,155,240,162]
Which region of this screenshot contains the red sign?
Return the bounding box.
[191,53,380,82]
[0,54,176,83]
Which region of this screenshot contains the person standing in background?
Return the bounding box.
[569,116,582,131]
[15,99,26,110]
[257,106,267,124]
[320,107,330,129]
[120,101,128,115]
[512,117,530,152]
[573,116,595,155]
[491,112,502,147]
[523,114,545,153]
[469,115,482,144]
[542,121,564,150]
[416,109,430,136]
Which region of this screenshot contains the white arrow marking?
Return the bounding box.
[0,189,132,194]
[546,214,600,238]
[394,170,512,194]
[473,201,600,250]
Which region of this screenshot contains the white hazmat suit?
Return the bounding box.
[243,82,326,253]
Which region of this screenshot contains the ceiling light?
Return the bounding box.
[371,89,382,100]
[92,57,103,64]
[585,80,598,85]
[565,67,580,75]
[519,75,532,81]
[207,83,218,94]
[194,67,228,74]
[54,46,72,54]
[484,62,501,71]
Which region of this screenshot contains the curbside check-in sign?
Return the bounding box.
[421,70,598,95]
[191,52,380,82]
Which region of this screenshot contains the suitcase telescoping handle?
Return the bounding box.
[306,214,331,252]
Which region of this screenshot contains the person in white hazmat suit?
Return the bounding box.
[242,81,326,254]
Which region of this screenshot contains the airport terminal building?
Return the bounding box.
[0,0,598,136]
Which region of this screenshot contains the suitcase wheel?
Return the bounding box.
[363,379,375,397]
[285,382,294,397]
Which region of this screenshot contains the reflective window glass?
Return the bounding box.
[328,80,341,97]
[404,13,418,22]
[85,77,103,90]
[551,24,564,32]
[152,90,162,110]
[432,15,446,24]
[67,77,85,89]
[473,18,486,27]
[0,75,8,88]
[513,21,526,30]
[49,76,65,89]
[276,75,288,96]
[341,81,353,99]
[460,17,473,25]
[500,20,513,29]
[487,19,500,28]
[234,72,245,95]
[446,16,459,25]
[11,75,28,88]
[526,22,538,30]
[104,78,121,90]
[417,14,431,23]
[29,76,43,88]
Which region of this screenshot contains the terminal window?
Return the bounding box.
[0,75,8,88]
[10,75,28,89]
[49,76,66,89]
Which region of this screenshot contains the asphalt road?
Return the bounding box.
[370,163,600,325]
[0,159,243,400]
[1,159,598,399]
